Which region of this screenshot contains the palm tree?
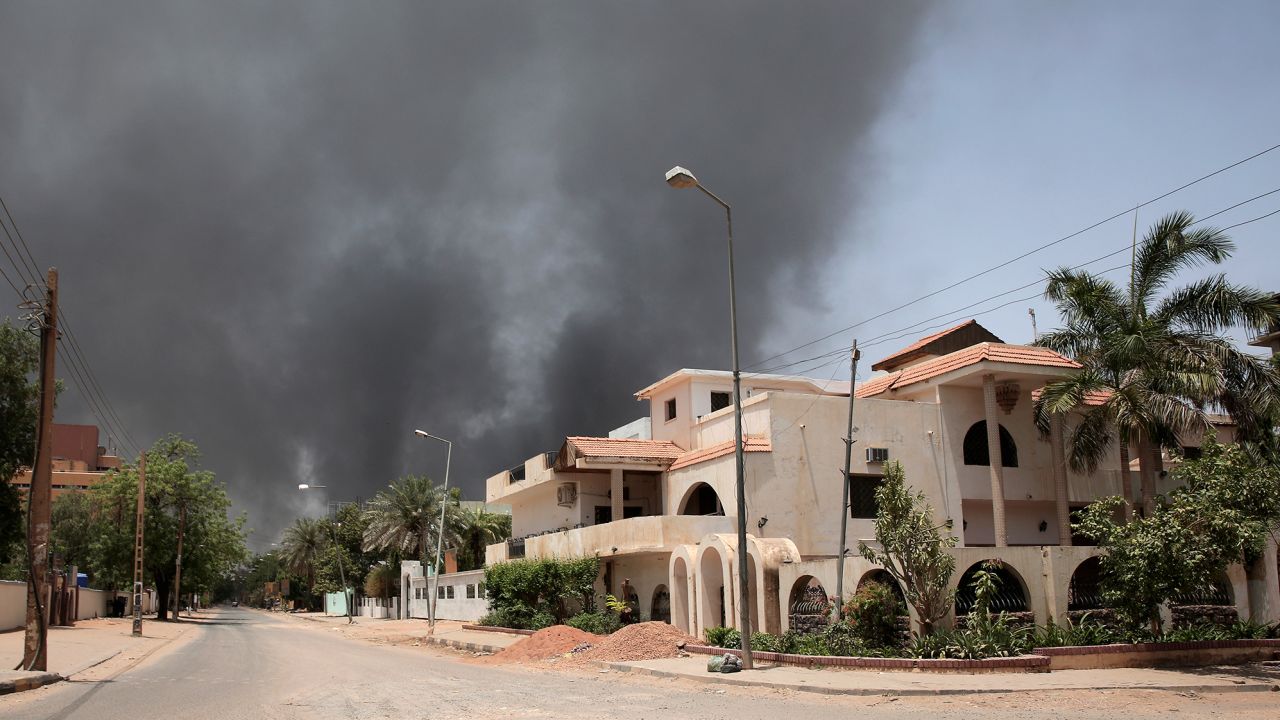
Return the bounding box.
[454,506,511,571]
[362,475,462,573]
[1035,211,1280,518]
[280,517,329,604]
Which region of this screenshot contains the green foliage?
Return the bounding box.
[1033,615,1122,648]
[842,581,905,648]
[566,611,621,635]
[905,613,1034,659]
[704,626,740,649]
[858,461,957,635]
[362,475,463,570]
[454,506,511,572]
[0,320,39,567]
[363,563,397,598]
[1075,437,1280,634]
[481,556,599,629]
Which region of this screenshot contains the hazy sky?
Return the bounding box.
[0,1,1276,548]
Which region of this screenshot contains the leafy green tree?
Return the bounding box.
[1075,436,1280,633]
[50,492,96,571]
[280,517,328,606]
[858,461,957,636]
[0,319,39,571]
[455,505,511,571]
[362,474,462,575]
[1036,212,1280,517]
[313,503,374,596]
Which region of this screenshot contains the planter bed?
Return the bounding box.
[461,624,536,636]
[1034,638,1280,670]
[684,644,1050,673]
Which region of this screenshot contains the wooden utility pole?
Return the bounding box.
[21,268,57,671]
[172,503,186,621]
[132,452,146,636]
[834,339,859,619]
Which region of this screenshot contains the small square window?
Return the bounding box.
[849,474,884,519]
[437,585,445,599]
[466,584,476,599]
[665,398,677,421]
[446,585,455,599]
[710,391,732,412]
[478,582,486,598]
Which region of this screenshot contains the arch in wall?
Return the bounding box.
[679,482,725,516]
[962,421,1018,467]
[1171,571,1234,606]
[698,544,729,631]
[651,584,671,624]
[856,569,907,608]
[669,546,697,635]
[955,560,1029,614]
[788,576,828,615]
[1067,557,1104,611]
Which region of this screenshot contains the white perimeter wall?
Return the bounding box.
[1,580,23,630]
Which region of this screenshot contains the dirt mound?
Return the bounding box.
[488,625,601,664]
[579,621,698,662]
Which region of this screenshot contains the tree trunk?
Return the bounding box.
[156,582,170,622]
[1118,439,1133,522]
[1138,437,1158,517]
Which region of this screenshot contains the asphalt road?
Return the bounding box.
[3,607,1276,720]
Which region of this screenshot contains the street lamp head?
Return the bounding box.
[297,483,310,490]
[413,429,430,438]
[665,166,699,189]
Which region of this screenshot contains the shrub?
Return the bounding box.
[477,608,522,629]
[749,631,801,654]
[528,611,556,631]
[842,581,905,648]
[791,632,831,657]
[704,626,740,649]
[483,556,599,627]
[905,614,1034,659]
[566,611,622,635]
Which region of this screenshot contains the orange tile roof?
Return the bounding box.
[563,436,685,463]
[669,436,771,471]
[871,320,980,370]
[856,343,1081,398]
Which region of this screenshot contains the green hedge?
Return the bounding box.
[479,556,599,630]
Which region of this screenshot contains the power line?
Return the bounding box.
[0,197,47,289]
[56,313,143,457]
[746,142,1280,372]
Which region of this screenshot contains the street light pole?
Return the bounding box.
[413,429,452,633]
[665,166,753,669]
[296,484,352,623]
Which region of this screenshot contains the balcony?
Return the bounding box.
[485,514,736,565]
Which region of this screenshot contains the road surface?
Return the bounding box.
[3,606,1276,719]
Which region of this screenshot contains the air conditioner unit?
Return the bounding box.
[556,482,578,507]
[866,447,889,463]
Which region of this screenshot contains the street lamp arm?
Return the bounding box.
[694,182,731,212]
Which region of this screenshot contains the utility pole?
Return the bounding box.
[21,268,57,671]
[132,452,146,636]
[172,503,186,621]
[834,339,859,619]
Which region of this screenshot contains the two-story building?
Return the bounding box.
[481,320,1279,637]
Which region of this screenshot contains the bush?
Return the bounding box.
[566,611,622,635]
[477,608,522,629]
[842,581,905,648]
[749,631,801,653]
[905,613,1034,659]
[483,556,599,628]
[704,626,740,649]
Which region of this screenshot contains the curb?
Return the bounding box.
[0,672,63,696]
[421,635,507,654]
[598,662,1280,697]
[62,650,123,679]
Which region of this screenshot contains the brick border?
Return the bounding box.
[461,624,536,636]
[684,644,1049,672]
[1035,638,1280,656]
[0,672,62,695]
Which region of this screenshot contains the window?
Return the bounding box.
[710,391,732,412]
[478,582,486,598]
[1180,446,1203,461]
[446,585,455,600]
[665,398,677,421]
[466,584,476,599]
[962,421,1018,467]
[437,585,445,599]
[848,474,883,519]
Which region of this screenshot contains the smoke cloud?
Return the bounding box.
[0,1,933,546]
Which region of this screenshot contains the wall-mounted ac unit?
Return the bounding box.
[556,482,578,507]
[866,447,889,463]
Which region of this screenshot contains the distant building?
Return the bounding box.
[1249,294,1280,356]
[9,423,123,498]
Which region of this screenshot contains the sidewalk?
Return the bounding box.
[0,616,190,695]
[604,655,1280,696]
[285,611,521,653]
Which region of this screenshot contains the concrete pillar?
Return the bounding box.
[982,374,1008,547]
[610,468,623,523]
[1246,542,1280,624]
[1050,414,1071,546]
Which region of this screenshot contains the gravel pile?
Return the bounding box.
[488,625,601,664]
[578,622,698,663]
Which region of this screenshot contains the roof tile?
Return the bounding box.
[856,343,1080,398]
[669,436,771,471]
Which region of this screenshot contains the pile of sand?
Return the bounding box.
[487,625,601,664]
[578,621,698,663]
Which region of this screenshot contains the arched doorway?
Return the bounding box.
[787,576,828,635]
[699,547,727,630]
[1170,571,1237,627]
[856,569,907,611]
[962,421,1018,467]
[651,584,671,624]
[671,556,691,634]
[955,561,1029,615]
[1067,557,1103,611]
[680,483,725,516]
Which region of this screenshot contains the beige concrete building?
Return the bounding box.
[485,320,1280,637]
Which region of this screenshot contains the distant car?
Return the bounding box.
[232,600,239,607]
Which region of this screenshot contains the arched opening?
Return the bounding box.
[699,548,727,631]
[787,575,828,635]
[955,561,1029,615]
[680,483,725,516]
[1067,557,1103,611]
[1170,570,1237,627]
[672,556,691,634]
[651,584,671,624]
[857,569,906,608]
[963,421,1018,467]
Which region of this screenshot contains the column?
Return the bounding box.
[610,468,623,523]
[982,374,1008,547]
[1050,414,1071,546]
[1247,542,1280,624]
